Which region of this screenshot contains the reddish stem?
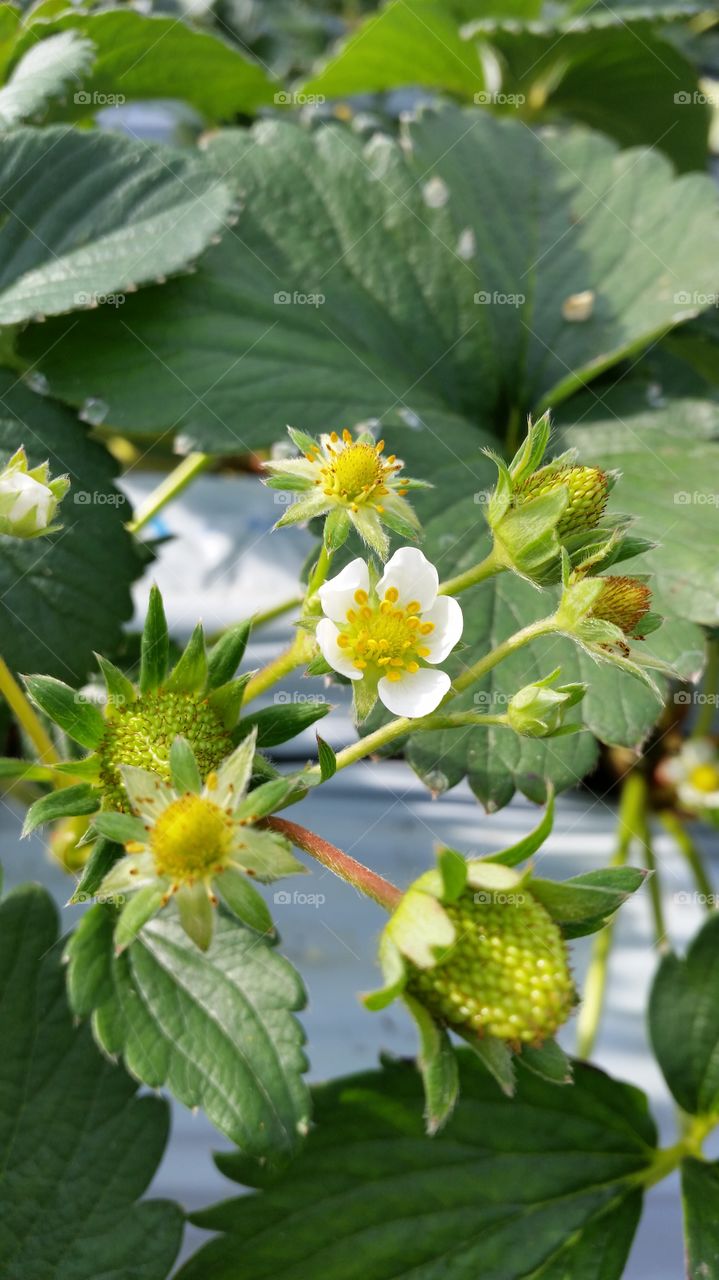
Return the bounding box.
[265,816,403,911]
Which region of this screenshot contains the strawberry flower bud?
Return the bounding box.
[482,413,618,584]
[507,668,586,738]
[0,446,69,539]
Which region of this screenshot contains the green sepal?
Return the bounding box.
[352,673,379,724]
[218,867,275,936]
[363,933,407,1011]
[436,847,467,902]
[403,994,460,1135]
[207,620,251,689]
[323,505,351,551]
[92,812,147,845]
[68,836,124,902]
[455,1028,516,1097]
[231,828,307,882]
[484,787,555,867]
[264,472,314,492]
[234,776,302,821]
[236,699,330,749]
[350,505,389,559]
[287,426,319,455]
[165,623,208,694]
[22,782,99,836]
[94,653,136,713]
[114,884,166,953]
[169,735,202,794]
[24,674,105,748]
[0,757,57,782]
[177,882,214,951]
[530,866,648,936]
[139,584,170,693]
[316,734,336,781]
[520,1039,573,1085]
[385,883,455,970]
[54,754,102,781]
[305,653,333,677]
[208,674,252,729]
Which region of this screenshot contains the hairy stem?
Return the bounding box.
[438,547,503,598]
[304,711,508,782]
[242,629,314,706]
[452,618,557,694]
[0,656,59,765]
[307,544,333,595]
[576,769,646,1059]
[660,810,713,908]
[265,816,402,910]
[641,1112,719,1190]
[127,453,212,535]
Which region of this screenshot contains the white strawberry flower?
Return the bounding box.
[658,738,719,812]
[0,446,69,539]
[316,547,463,719]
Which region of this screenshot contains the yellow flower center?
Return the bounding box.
[151,794,233,881]
[315,431,401,509]
[689,763,719,794]
[337,587,434,683]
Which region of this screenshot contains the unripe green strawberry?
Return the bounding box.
[515,464,608,537]
[98,689,232,809]
[591,575,652,638]
[407,889,574,1045]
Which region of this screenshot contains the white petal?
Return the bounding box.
[682,739,716,768]
[263,457,318,481]
[419,596,464,663]
[377,547,438,611]
[119,766,176,822]
[316,618,361,680]
[318,558,369,621]
[378,668,450,718]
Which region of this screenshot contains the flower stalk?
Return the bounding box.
[0,655,59,766]
[265,816,402,910]
[127,453,212,535]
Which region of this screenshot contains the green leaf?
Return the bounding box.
[237,699,331,748]
[23,5,276,122]
[649,914,719,1116]
[140,584,170,693]
[315,734,336,781]
[207,620,252,689]
[0,29,94,126]
[165,623,208,694]
[65,904,310,1165]
[178,1052,655,1280]
[486,787,555,865]
[0,756,56,781]
[0,375,143,682]
[169,735,202,794]
[24,674,105,748]
[0,125,232,325]
[22,109,719,450]
[681,1158,719,1280]
[301,0,487,101]
[22,781,99,836]
[92,811,148,846]
[559,385,719,627]
[0,885,182,1280]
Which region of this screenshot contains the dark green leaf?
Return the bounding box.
[681,1157,719,1280]
[0,125,232,324]
[649,915,719,1116]
[529,867,647,927]
[0,885,182,1280]
[65,904,310,1165]
[179,1052,655,1280]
